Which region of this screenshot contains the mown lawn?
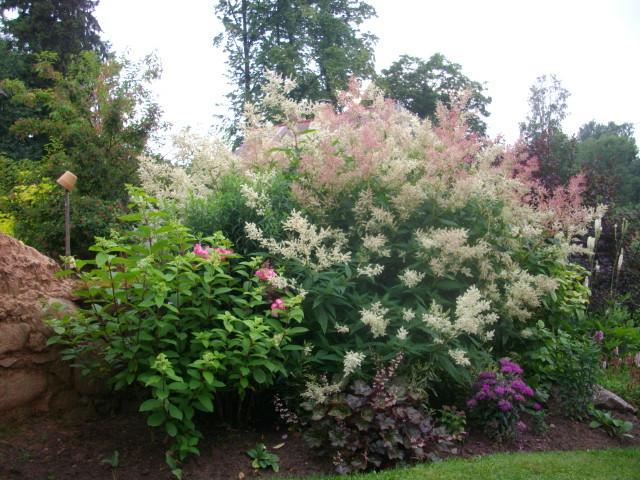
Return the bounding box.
[302,448,640,480]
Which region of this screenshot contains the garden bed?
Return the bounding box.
[1,408,638,480]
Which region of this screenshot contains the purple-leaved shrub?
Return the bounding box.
[302,354,452,473]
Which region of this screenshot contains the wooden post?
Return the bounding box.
[64,190,71,256]
[56,171,76,257]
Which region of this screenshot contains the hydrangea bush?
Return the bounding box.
[48,188,306,476]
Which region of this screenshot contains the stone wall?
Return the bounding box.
[0,233,79,418]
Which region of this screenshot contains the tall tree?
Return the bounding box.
[377,53,491,135]
[0,51,162,254]
[519,74,575,188]
[300,0,376,103]
[576,121,639,205]
[0,37,46,161]
[0,0,107,69]
[214,0,376,136]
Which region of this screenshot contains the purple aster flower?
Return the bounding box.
[467,398,478,409]
[533,403,542,411]
[494,386,507,396]
[498,399,512,412]
[511,379,526,392]
[514,394,525,402]
[479,371,497,381]
[499,359,524,376]
[593,330,604,343]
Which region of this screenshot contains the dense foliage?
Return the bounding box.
[48,189,306,476]
[0,50,161,255]
[0,0,107,69]
[137,77,614,472]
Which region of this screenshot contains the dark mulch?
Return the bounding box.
[0,408,638,480]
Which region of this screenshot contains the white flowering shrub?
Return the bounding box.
[140,75,601,390]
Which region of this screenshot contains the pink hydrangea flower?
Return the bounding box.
[255,267,277,281]
[214,247,234,261]
[193,243,210,259]
[271,298,286,316]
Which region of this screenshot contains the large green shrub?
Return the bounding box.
[137,76,604,470]
[48,189,306,476]
[516,322,600,419]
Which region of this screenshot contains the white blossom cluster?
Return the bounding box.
[357,263,384,278]
[422,286,498,341]
[454,286,499,335]
[245,210,351,271]
[502,269,557,321]
[361,233,391,257]
[239,170,277,215]
[398,269,425,288]
[359,301,390,338]
[335,323,350,334]
[396,326,409,341]
[402,308,416,322]
[138,130,236,204]
[448,348,470,366]
[301,380,341,404]
[343,351,366,376]
[415,227,490,278]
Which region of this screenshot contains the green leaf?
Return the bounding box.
[95,252,108,267]
[168,403,183,420]
[197,394,214,412]
[253,368,266,384]
[147,411,165,427]
[165,421,178,437]
[139,399,163,412]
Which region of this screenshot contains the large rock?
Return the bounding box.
[0,369,48,411]
[594,385,638,414]
[0,322,30,354]
[0,233,79,418]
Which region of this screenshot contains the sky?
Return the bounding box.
[95,0,640,149]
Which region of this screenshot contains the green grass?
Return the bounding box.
[300,448,640,480]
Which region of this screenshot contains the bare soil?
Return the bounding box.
[0,407,638,480]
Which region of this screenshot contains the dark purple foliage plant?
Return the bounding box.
[302,354,452,474]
